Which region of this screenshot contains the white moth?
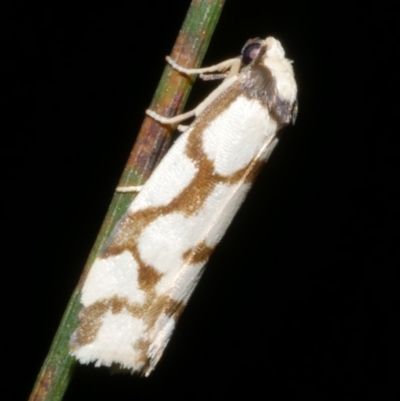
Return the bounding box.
[70,36,298,376]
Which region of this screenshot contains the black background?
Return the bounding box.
[3,1,398,400]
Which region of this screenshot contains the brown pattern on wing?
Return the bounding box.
[182,240,215,265]
[102,81,260,266]
[73,296,145,346]
[74,84,274,365]
[73,292,185,345]
[146,295,186,325]
[73,38,297,374]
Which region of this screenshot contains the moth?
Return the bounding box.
[70,36,298,376]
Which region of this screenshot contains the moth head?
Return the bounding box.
[264,36,286,59]
[241,36,287,68]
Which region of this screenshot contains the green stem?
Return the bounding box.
[28,1,225,400]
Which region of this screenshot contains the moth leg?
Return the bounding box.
[177,124,189,132]
[166,56,242,79]
[115,185,143,193]
[146,108,197,125]
[146,55,242,125]
[199,73,228,81]
[146,73,238,125]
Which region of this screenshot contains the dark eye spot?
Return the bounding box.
[242,42,261,65]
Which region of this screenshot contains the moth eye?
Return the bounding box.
[242,42,262,65]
